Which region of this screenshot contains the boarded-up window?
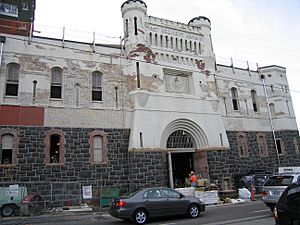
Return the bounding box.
[93,135,103,163]
[257,134,268,157]
[237,133,248,157]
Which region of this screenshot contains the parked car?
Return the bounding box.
[273,181,300,225]
[261,173,300,211]
[109,187,205,224]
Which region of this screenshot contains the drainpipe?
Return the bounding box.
[260,74,281,167]
[0,36,6,67]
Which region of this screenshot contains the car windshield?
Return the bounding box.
[264,176,294,186]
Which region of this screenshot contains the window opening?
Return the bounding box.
[198,43,201,54]
[75,83,80,107]
[134,17,138,35]
[115,86,118,109]
[155,34,158,46]
[50,67,62,99]
[194,42,197,54]
[136,62,141,88]
[1,134,13,164]
[170,37,173,49]
[50,134,60,163]
[251,90,258,112]
[167,130,194,149]
[5,63,19,96]
[237,134,248,157]
[165,36,168,48]
[276,139,283,155]
[223,97,227,115]
[231,87,239,110]
[149,32,152,45]
[92,71,102,101]
[125,19,129,37]
[139,132,143,147]
[93,135,103,163]
[160,35,163,47]
[32,80,37,104]
[286,100,291,115]
[269,103,275,117]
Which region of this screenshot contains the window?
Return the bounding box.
[269,103,275,117]
[136,62,140,88]
[89,131,108,164]
[257,134,268,157]
[294,138,299,154]
[276,139,284,155]
[50,67,62,99]
[161,188,180,198]
[231,87,239,110]
[5,63,20,96]
[45,129,64,164]
[125,19,129,37]
[92,71,103,101]
[134,17,138,35]
[149,32,152,45]
[0,129,18,165]
[144,189,161,198]
[237,133,248,157]
[251,90,258,112]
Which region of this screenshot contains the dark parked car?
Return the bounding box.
[109,187,205,224]
[273,181,300,225]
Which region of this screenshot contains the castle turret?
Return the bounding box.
[121,0,148,56]
[188,16,214,58]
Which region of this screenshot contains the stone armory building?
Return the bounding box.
[0,0,299,199]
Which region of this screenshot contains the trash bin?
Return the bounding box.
[100,188,120,207]
[20,194,44,216]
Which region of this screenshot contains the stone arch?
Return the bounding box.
[161,118,208,149]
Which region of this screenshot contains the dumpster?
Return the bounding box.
[100,188,120,207]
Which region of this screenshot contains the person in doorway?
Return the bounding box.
[189,171,197,188]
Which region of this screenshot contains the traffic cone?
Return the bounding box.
[251,184,255,201]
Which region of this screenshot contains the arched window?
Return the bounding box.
[231,87,239,110]
[45,129,64,164]
[155,34,158,46]
[89,131,108,164]
[134,17,138,35]
[251,90,258,112]
[167,130,194,149]
[92,71,103,101]
[269,103,275,117]
[237,133,248,157]
[149,32,152,45]
[1,134,13,164]
[198,43,201,54]
[257,134,268,157]
[0,129,18,165]
[160,35,163,47]
[50,67,63,99]
[5,63,20,96]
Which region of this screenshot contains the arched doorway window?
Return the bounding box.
[167,130,194,149]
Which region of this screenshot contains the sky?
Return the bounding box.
[34,0,300,129]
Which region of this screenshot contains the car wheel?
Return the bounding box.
[1,204,15,217]
[133,209,148,225]
[188,204,200,218]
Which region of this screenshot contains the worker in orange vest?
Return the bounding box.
[189,171,197,188]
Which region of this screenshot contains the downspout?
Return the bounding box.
[260,74,281,167]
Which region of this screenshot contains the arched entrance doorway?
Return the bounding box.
[167,130,195,188]
[161,118,209,188]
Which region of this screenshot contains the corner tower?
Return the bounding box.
[121,0,147,56]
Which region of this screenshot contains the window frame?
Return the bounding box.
[89,130,108,164]
[251,90,259,112]
[231,87,239,110]
[257,133,268,157]
[50,67,63,99]
[237,132,249,157]
[92,71,103,102]
[0,129,18,166]
[5,63,20,96]
[45,129,65,165]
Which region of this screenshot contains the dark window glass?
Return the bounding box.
[264,176,294,186]
[50,134,60,163]
[51,67,62,99]
[5,63,19,96]
[92,71,102,101]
